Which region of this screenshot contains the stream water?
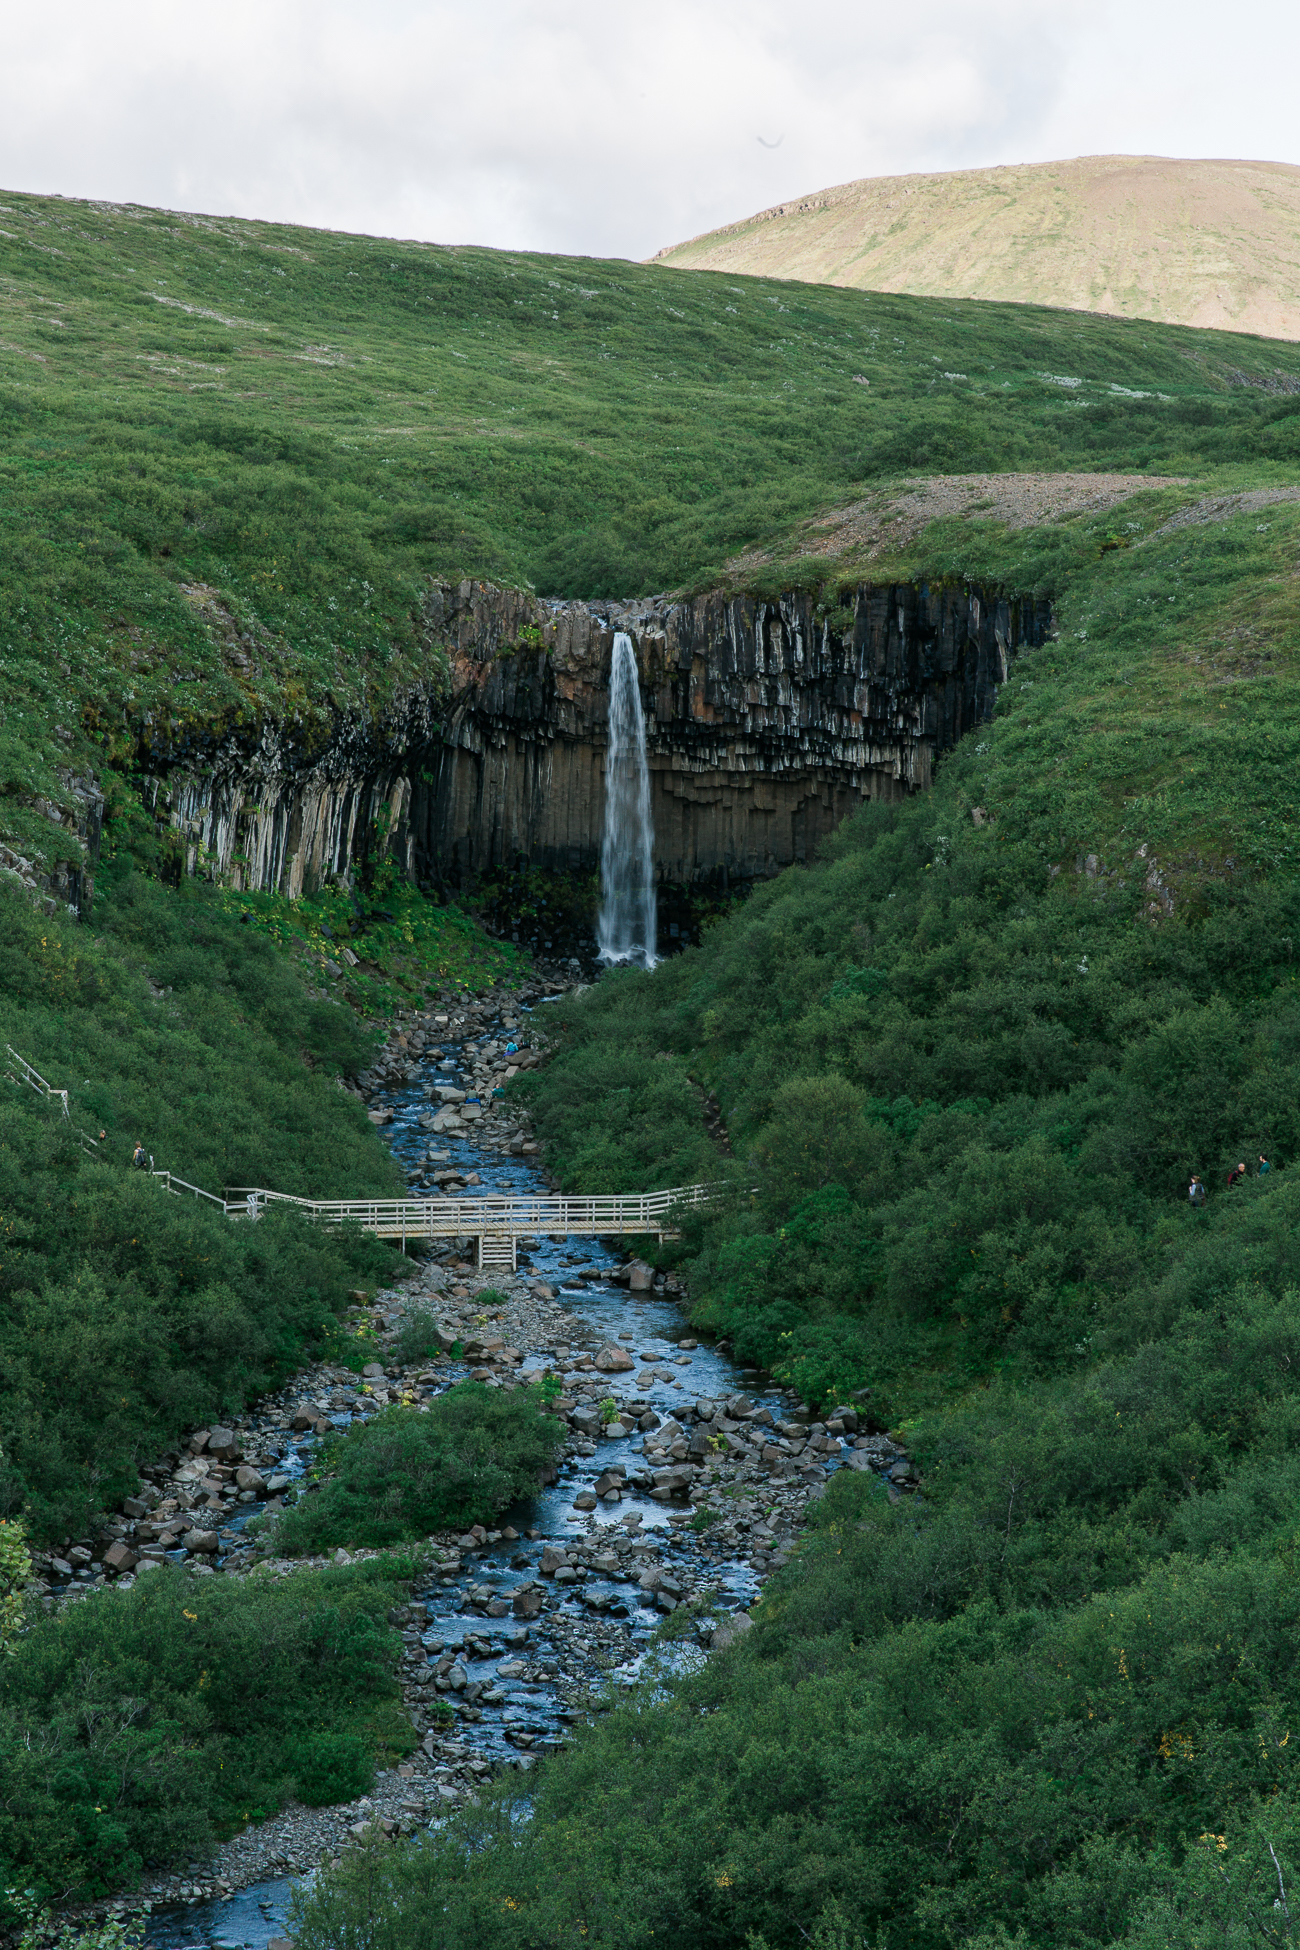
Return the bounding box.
[145,998,833,1950]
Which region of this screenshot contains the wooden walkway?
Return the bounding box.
[156,1177,722,1271]
[6,1045,726,1273]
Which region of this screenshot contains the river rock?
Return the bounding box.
[235,1466,266,1494]
[628,1262,654,1292]
[512,1587,544,1618]
[103,1541,138,1573]
[593,1344,634,1372]
[711,1611,754,1651]
[186,1530,220,1555]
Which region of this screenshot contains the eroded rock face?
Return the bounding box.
[415,578,1052,891]
[139,577,1051,898]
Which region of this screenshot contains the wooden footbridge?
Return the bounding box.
[173,1179,721,1270]
[6,1047,731,1271]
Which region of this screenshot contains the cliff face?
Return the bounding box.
[415,578,1052,891]
[140,578,1052,900]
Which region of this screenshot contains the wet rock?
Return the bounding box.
[593,1344,634,1373]
[186,1530,220,1554]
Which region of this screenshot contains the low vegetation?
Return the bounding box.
[0,1558,414,1904]
[0,868,404,1538]
[272,1385,566,1554]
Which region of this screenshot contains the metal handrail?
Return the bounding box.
[220,1183,728,1228]
[5,1046,70,1118]
[150,1168,229,1210]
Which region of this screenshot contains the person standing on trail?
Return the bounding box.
[1259,1154,1272,1175]
[1227,1162,1247,1190]
[1189,1175,1207,1208]
[131,1142,148,1171]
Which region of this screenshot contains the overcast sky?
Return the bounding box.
[2,0,1297,263]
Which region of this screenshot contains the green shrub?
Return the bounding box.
[388,1308,447,1367]
[273,1384,566,1552]
[287,1731,376,1807]
[0,1559,412,1904]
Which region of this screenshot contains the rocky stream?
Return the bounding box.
[33,976,915,1950]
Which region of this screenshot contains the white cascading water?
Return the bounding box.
[597,631,657,968]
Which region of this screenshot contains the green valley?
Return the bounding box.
[4,183,1300,1947]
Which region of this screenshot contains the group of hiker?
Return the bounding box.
[1188,1156,1271,1206]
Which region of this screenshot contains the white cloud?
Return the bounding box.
[0,0,1296,260]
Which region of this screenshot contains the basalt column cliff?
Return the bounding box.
[140,578,1052,901]
[415,578,1052,891]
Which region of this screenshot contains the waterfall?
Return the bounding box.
[597,631,657,968]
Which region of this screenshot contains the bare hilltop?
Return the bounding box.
[652,154,1300,340]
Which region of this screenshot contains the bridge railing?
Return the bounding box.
[221,1183,725,1233]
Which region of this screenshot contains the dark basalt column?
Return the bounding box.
[136,577,1052,900]
[413,578,1052,893]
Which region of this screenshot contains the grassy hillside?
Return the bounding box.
[654,154,1300,340]
[522,486,1300,1399]
[0,867,407,1539]
[5,185,1300,887]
